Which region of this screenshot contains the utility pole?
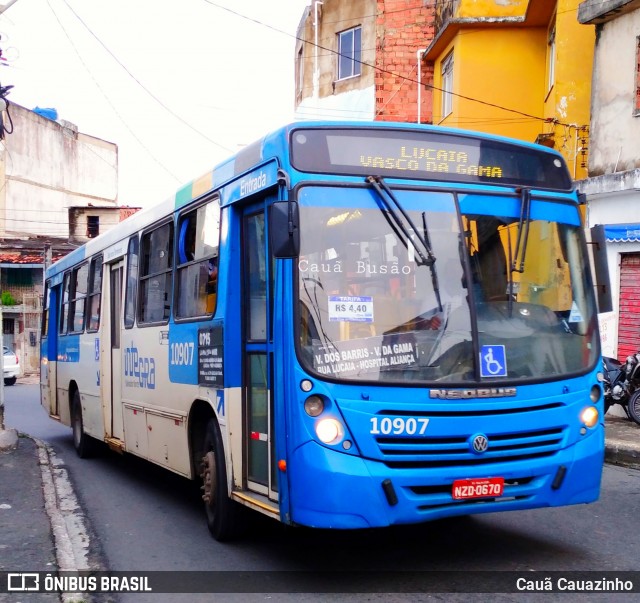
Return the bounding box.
[0,264,17,448]
[0,0,21,440]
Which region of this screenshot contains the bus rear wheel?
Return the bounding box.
[71,390,97,458]
[200,418,238,541]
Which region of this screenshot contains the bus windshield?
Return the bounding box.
[296,185,599,384]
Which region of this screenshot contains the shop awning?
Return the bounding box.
[604,224,640,242]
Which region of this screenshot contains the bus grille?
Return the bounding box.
[374,427,566,469]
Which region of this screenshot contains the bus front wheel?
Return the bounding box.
[71,390,97,458]
[201,418,238,541]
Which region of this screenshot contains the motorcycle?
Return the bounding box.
[602,352,640,425]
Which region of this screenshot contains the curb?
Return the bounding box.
[34,437,93,602]
[605,441,640,470]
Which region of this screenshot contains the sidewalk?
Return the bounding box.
[1,384,639,595]
[602,414,640,469]
[1,374,91,601]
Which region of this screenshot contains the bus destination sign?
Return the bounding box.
[290,128,573,191]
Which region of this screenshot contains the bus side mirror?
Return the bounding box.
[589,224,613,313]
[270,201,300,258]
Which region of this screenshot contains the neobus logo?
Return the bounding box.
[429,387,517,400]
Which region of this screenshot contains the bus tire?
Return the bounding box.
[71,389,97,458]
[201,418,238,541]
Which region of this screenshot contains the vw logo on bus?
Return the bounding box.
[470,434,489,454]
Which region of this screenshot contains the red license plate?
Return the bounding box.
[452,477,504,500]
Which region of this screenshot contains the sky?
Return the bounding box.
[0,0,311,207]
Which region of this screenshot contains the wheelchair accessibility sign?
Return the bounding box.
[480,345,507,377]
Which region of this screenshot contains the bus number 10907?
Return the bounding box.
[170,342,195,366]
[370,417,429,436]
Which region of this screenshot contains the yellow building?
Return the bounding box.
[423,0,593,180]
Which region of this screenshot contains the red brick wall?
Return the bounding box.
[375,0,435,123]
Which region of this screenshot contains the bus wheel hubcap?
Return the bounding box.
[201,451,216,505]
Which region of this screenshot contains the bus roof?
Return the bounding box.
[46,120,571,279]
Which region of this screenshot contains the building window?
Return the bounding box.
[441,51,454,118]
[3,318,13,335]
[337,26,361,80]
[635,36,640,115]
[547,25,556,93]
[87,215,99,238]
[7,269,34,286]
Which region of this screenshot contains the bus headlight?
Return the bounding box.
[590,384,602,403]
[316,418,342,444]
[580,406,599,428]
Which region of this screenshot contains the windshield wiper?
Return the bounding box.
[507,187,531,317]
[366,175,442,311]
[510,187,531,274]
[366,176,436,266]
[422,211,443,312]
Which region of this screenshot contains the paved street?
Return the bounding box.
[2,380,640,602]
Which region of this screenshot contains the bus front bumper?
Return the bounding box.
[286,427,604,529]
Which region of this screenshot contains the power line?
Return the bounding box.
[204,0,575,128]
[59,0,233,154]
[44,0,181,182]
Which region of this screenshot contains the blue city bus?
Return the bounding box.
[40,121,608,541]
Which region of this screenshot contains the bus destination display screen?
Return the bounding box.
[290,128,573,191]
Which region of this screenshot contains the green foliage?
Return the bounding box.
[1,291,17,306]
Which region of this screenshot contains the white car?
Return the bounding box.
[3,345,21,386]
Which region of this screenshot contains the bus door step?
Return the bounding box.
[105,437,125,454]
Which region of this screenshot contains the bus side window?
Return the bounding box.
[86,255,103,332]
[175,199,221,319]
[59,272,71,335]
[69,263,89,333]
[139,222,174,324]
[42,283,50,337]
[124,236,139,328]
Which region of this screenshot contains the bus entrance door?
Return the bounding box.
[45,283,61,418]
[242,206,278,502]
[104,261,125,444]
